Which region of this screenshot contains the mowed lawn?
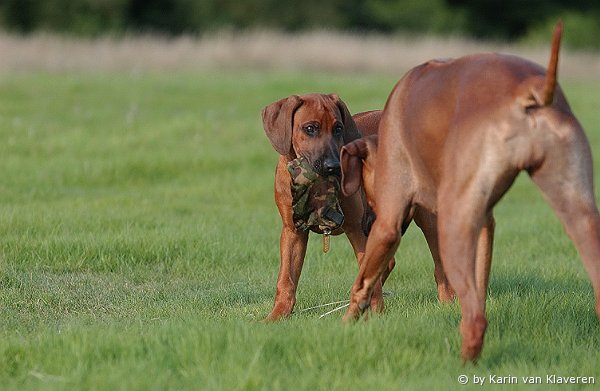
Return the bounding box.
[0,69,599,390]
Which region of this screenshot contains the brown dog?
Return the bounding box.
[261,94,394,321]
[342,22,600,361]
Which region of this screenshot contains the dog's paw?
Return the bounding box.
[264,303,294,322]
[342,300,371,322]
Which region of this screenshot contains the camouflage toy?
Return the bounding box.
[287,157,344,235]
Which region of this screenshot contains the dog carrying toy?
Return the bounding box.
[287,157,344,252]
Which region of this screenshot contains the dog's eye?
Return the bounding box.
[333,124,344,137]
[303,123,319,136]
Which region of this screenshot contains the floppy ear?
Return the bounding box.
[329,94,362,144]
[261,95,303,155]
[340,138,369,196]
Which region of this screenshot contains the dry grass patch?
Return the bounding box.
[2,30,600,79]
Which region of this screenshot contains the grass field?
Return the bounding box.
[1,66,600,390]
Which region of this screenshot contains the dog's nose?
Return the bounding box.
[323,158,341,176]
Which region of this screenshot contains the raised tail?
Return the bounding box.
[522,20,564,108]
[539,20,563,106]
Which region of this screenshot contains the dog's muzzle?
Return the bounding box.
[312,155,341,177]
[287,157,344,234]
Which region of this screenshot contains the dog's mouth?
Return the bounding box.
[287,157,344,233]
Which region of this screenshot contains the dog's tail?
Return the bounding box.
[521,20,563,110]
[540,20,563,105]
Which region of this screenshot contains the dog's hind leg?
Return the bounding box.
[475,214,495,307]
[529,126,600,321]
[438,192,491,362]
[437,136,520,361]
[415,210,456,302]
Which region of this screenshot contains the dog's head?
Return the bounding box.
[341,135,378,234]
[262,94,361,177]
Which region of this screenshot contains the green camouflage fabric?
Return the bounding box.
[287,157,344,233]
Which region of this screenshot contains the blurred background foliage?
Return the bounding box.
[0,0,599,49]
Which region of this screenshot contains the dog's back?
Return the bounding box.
[380,22,571,186]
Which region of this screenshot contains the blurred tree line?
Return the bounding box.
[1,0,599,48]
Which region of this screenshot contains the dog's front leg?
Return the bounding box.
[266,225,309,321]
[344,216,406,321]
[342,192,389,312]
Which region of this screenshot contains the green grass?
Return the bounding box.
[0,70,599,390]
